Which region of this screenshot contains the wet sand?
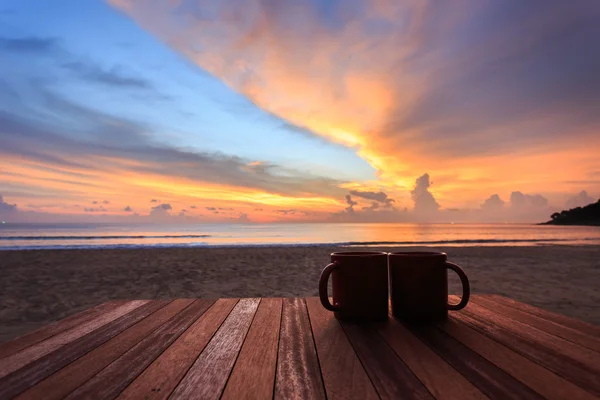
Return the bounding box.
[1,245,599,343]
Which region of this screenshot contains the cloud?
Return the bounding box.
[190,205,197,209]
[481,194,505,212]
[0,87,345,202]
[349,190,394,207]
[103,200,110,204]
[92,200,98,204]
[61,61,153,90]
[565,191,596,209]
[149,203,173,218]
[361,202,379,211]
[0,194,17,215]
[111,0,600,197]
[150,199,159,203]
[0,37,58,53]
[84,206,107,212]
[411,174,439,214]
[509,192,549,210]
[344,195,358,213]
[124,205,132,212]
[238,212,250,223]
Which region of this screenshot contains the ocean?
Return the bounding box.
[1,223,599,250]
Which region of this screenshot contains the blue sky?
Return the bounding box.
[0,0,374,181]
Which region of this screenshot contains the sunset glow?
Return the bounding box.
[1,1,599,223]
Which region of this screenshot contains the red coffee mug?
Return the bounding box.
[389,251,470,321]
[319,251,388,321]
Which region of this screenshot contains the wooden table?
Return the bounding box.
[0,295,599,399]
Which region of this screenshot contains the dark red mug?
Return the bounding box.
[319,251,388,321]
[389,252,470,322]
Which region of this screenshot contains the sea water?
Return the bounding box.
[1,223,599,250]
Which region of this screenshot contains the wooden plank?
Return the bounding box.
[456,300,600,373]
[0,300,148,379]
[304,297,378,400]
[0,301,125,360]
[377,318,486,400]
[274,298,326,400]
[440,316,597,400]
[0,300,172,400]
[170,298,260,400]
[341,323,433,400]
[412,324,543,399]
[452,303,600,396]
[473,295,600,353]
[221,298,282,400]
[117,298,238,400]
[17,299,197,400]
[487,294,600,338]
[64,299,215,400]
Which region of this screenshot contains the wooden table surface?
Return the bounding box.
[0,294,599,400]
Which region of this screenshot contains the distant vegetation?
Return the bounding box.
[544,199,600,226]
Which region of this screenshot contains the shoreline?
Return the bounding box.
[1,244,599,343]
[1,238,600,251]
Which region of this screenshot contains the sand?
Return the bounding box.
[1,245,599,343]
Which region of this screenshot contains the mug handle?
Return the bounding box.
[319,261,341,311]
[445,261,470,310]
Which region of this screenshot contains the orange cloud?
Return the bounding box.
[110,0,600,208]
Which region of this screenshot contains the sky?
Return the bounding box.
[0,0,599,223]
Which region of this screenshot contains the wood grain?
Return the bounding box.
[440,316,597,400]
[304,297,378,400]
[463,298,600,370]
[221,298,282,400]
[117,298,238,400]
[0,300,147,379]
[341,322,433,400]
[0,300,170,400]
[453,304,600,396]
[487,294,600,338]
[378,318,486,400]
[412,324,544,400]
[17,299,195,400]
[64,299,214,400]
[169,298,260,400]
[472,295,600,353]
[275,298,326,400]
[0,301,125,360]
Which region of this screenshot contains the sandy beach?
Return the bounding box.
[1,245,599,343]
